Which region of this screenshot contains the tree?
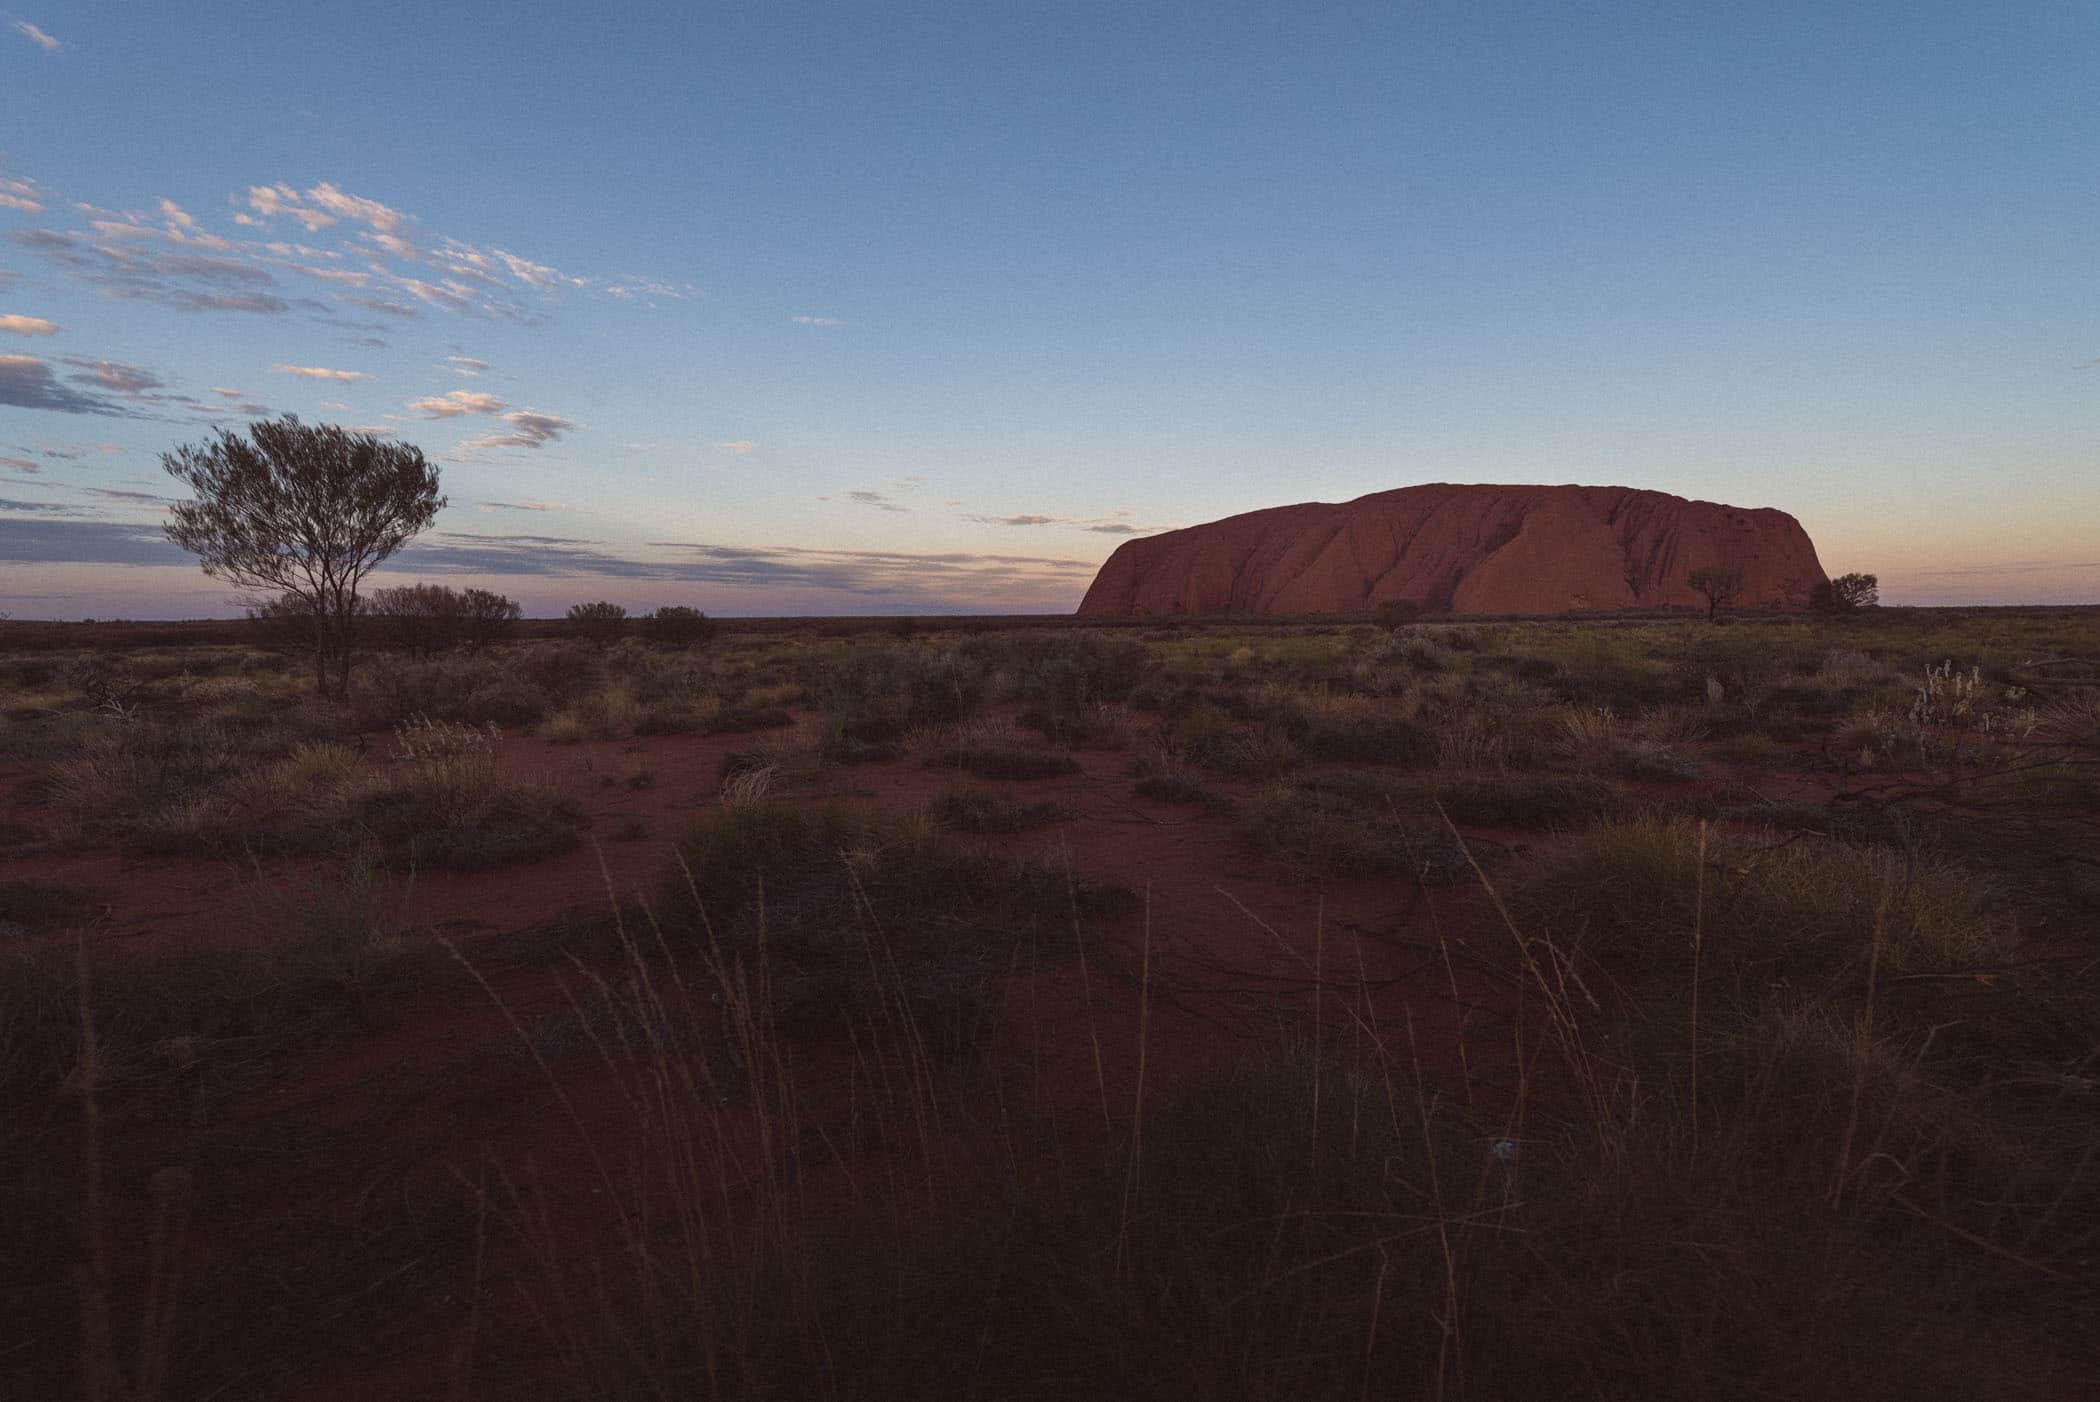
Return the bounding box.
[1810,572,1879,614]
[566,600,628,645]
[458,588,522,652]
[1686,565,1745,622]
[163,417,444,697]
[643,604,714,648]
[368,582,465,655]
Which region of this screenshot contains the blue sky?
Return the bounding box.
[3,0,2096,617]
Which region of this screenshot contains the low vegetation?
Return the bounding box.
[0,603,2093,1398]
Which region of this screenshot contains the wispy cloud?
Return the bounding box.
[1,455,41,473]
[0,175,44,213]
[445,356,487,376]
[409,389,505,418]
[0,355,144,416]
[0,314,61,336]
[272,363,366,382]
[718,440,755,454]
[604,277,692,302]
[11,20,60,52]
[791,315,842,326]
[9,227,303,315]
[82,487,173,505]
[63,357,164,395]
[7,174,674,326]
[961,507,1168,536]
[459,409,578,450]
[0,520,1099,609]
[845,488,907,513]
[479,500,569,513]
[1907,559,2100,577]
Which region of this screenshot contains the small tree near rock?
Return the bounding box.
[1686,565,1746,622]
[1810,572,1879,614]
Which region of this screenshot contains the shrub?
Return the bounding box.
[824,645,988,742]
[1432,774,1620,828]
[927,787,1067,833]
[1132,771,1227,805]
[1810,572,1879,613]
[458,587,522,650]
[1504,819,2024,1030]
[1373,598,1422,630]
[644,605,715,648]
[1241,784,1467,881]
[566,600,629,645]
[662,799,1128,1050]
[367,582,466,655]
[462,679,553,727]
[929,726,1082,781]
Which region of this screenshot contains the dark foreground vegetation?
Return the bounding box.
[0,606,2095,1398]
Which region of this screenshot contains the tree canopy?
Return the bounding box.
[162,416,445,695]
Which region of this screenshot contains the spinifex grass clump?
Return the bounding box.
[662,799,1127,1051]
[926,785,1067,833]
[1504,818,2021,1012]
[0,855,439,1097]
[1241,782,1467,881]
[925,720,1082,780]
[1427,772,1621,828]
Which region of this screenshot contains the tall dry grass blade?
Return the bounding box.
[1406,1007,1462,1402]
[1830,874,1894,1205]
[1117,883,1153,1273]
[1311,893,1324,1176]
[447,1162,490,1402]
[1064,846,1113,1135]
[135,1163,192,1402]
[1690,819,1706,1159]
[75,928,118,1402]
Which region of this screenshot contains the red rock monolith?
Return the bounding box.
[1077,483,1826,616]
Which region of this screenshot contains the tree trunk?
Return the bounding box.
[310,611,329,695]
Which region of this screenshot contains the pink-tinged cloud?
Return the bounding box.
[459,409,578,450]
[0,175,43,213]
[0,314,61,336]
[409,390,506,418]
[12,20,61,52]
[272,364,366,382]
[719,440,755,454]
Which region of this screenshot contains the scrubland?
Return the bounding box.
[1,606,2095,1399]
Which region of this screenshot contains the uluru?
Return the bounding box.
[1078,483,1827,617]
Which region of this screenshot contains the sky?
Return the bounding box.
[2,0,2096,618]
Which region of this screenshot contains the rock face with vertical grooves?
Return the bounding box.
[1076,483,1827,616]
